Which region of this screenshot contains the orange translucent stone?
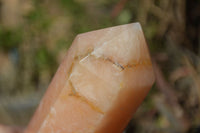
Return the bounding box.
[25,23,155,133]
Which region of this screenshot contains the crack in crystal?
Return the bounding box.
[66,48,151,115]
[105,57,125,70]
[76,49,151,72]
[68,79,104,114]
[68,80,77,96]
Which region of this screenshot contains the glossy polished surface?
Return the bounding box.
[25,23,155,133]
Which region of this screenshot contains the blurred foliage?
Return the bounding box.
[0,28,22,51]
[0,0,200,132]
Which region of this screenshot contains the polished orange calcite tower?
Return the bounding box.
[25,23,155,133]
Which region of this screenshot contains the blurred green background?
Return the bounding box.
[0,0,200,132]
